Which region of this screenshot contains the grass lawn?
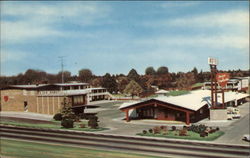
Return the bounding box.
[167,90,190,96]
[0,120,108,132]
[137,130,224,141]
[0,139,162,158]
[191,83,203,88]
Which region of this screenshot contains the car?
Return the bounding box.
[227,107,241,119]
[242,134,250,142]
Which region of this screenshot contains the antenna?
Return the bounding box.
[58,56,65,84]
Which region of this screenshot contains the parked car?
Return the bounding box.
[242,134,250,142]
[227,107,241,119]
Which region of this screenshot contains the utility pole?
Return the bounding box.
[58,56,65,84]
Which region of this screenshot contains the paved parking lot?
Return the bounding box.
[1,100,249,145]
[95,101,250,145]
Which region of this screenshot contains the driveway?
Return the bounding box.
[95,101,250,145]
[214,102,250,145]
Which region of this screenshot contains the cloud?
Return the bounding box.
[1,50,28,63]
[1,2,110,44]
[161,1,200,8]
[140,9,249,52]
[136,34,249,51]
[168,10,249,28]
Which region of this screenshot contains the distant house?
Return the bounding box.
[1,83,111,115]
[119,90,249,125]
[203,77,249,92]
[155,89,169,96]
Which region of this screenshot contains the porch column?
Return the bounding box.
[125,109,130,122]
[186,112,190,125]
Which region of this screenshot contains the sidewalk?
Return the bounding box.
[0,111,53,121]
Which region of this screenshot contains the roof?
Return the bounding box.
[119,90,249,111]
[4,82,89,90]
[9,84,49,89]
[53,83,89,86]
[39,89,90,96]
[155,89,169,94]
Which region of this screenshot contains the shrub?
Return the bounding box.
[88,116,99,129]
[153,126,161,134]
[61,119,74,128]
[190,124,207,134]
[79,124,85,128]
[200,132,207,137]
[148,129,153,133]
[171,126,176,131]
[216,127,220,131]
[209,129,217,134]
[179,129,188,136]
[74,116,81,122]
[142,130,147,134]
[53,113,62,121]
[160,126,166,130]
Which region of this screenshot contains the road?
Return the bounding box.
[214,102,250,145]
[1,125,249,158]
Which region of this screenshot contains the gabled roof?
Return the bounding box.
[119,90,249,111]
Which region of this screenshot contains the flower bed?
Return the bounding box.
[137,125,224,141]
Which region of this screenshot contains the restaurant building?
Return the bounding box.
[119,90,248,125]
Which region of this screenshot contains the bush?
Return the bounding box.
[171,126,176,131]
[216,127,220,131]
[88,116,99,129]
[148,129,153,133]
[79,123,85,128]
[190,124,207,134]
[53,113,62,121]
[179,129,188,136]
[61,119,74,128]
[142,130,147,134]
[153,126,161,134]
[200,132,207,137]
[160,126,166,130]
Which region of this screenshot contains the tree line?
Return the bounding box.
[0,67,249,96]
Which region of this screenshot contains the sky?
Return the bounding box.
[1,1,249,76]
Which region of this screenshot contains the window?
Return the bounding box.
[73,96,84,105]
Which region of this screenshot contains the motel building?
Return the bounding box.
[119,90,249,125]
[203,77,249,92]
[1,82,111,115]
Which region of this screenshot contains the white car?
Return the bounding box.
[242,134,250,142]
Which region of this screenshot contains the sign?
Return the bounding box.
[216,73,230,88]
[3,96,9,102]
[208,57,218,65]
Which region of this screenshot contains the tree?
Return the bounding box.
[101,73,118,93]
[191,67,198,82]
[123,80,143,98]
[127,68,140,81]
[78,69,93,83]
[145,67,156,75]
[157,66,169,75]
[60,97,75,128]
[116,76,130,93]
[90,78,103,87]
[57,71,71,83]
[176,72,196,89]
[23,69,48,84]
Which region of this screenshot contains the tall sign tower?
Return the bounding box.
[208,57,218,109]
[208,57,229,109]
